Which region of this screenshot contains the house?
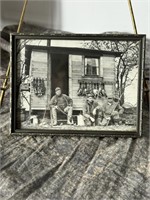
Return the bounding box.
[24,45,121,114]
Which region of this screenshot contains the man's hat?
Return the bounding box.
[55,87,61,92]
[87,93,94,98]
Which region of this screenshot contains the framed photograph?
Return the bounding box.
[10,34,146,137]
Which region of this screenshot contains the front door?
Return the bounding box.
[51,53,69,97]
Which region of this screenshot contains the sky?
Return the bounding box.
[0,0,150,38]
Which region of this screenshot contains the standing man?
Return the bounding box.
[50,87,73,125]
[83,93,103,126]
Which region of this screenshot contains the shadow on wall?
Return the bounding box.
[1,0,62,30]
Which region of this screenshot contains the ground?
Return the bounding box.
[21,120,136,132]
[20,109,137,133]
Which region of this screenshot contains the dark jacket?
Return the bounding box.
[83,100,99,118]
[50,94,73,110]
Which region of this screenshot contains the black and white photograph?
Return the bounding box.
[10,34,145,136]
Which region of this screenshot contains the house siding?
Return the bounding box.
[30,50,48,110]
[69,54,116,111]
[69,55,85,110]
[29,52,116,111]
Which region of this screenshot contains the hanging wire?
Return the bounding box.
[128,0,138,34]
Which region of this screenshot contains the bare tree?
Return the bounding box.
[83,40,140,105]
[16,39,31,109]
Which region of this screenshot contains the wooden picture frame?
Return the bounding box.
[10,33,146,137]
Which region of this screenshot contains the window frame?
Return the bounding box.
[84,56,100,77]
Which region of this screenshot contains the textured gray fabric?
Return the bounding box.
[0,23,150,200]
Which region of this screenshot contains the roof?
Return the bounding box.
[25,45,122,57]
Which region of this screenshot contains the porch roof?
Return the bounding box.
[26,45,122,57]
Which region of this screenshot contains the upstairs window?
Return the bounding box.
[84,57,99,76]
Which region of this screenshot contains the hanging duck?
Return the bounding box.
[83,82,87,96]
[93,83,98,99]
[98,82,107,98]
[77,82,83,96]
[41,78,46,96]
[32,77,46,97]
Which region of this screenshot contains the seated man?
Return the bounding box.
[101,97,124,126]
[50,87,73,125]
[83,93,103,126]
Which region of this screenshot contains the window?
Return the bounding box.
[84,57,99,76]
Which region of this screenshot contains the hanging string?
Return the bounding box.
[128,0,138,34]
